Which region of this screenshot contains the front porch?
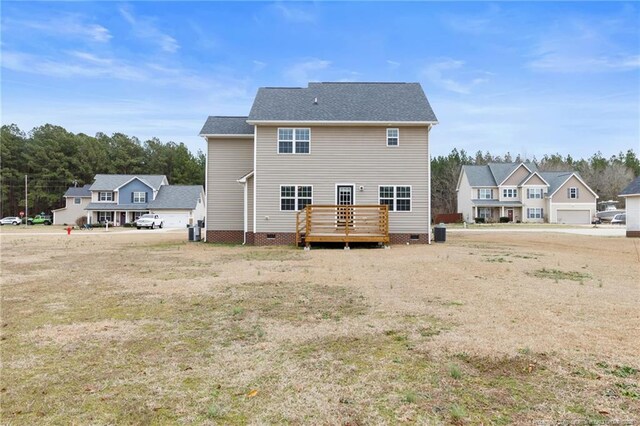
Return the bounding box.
[472,201,522,223]
[296,205,390,248]
[87,210,148,226]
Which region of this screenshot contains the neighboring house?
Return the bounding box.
[52,184,92,225]
[148,185,206,228]
[200,82,438,245]
[456,162,598,224]
[619,176,640,238]
[85,174,168,226]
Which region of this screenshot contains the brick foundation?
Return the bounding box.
[254,232,296,245]
[627,230,640,238]
[206,230,244,244]
[205,231,431,246]
[389,233,430,245]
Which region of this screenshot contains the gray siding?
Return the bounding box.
[207,138,253,231]
[254,125,430,233]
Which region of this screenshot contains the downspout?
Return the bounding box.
[242,180,248,245]
[202,135,209,242]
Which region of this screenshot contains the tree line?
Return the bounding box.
[2,123,638,218]
[431,149,640,217]
[1,124,205,217]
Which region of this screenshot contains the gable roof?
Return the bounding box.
[461,163,542,188]
[200,116,253,136]
[247,82,438,123]
[620,176,640,196]
[148,185,203,210]
[90,175,167,191]
[64,184,92,197]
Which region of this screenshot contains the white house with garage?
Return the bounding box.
[83,174,204,228]
[457,162,598,224]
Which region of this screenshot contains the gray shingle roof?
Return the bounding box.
[64,184,92,197]
[247,82,437,123]
[199,116,253,135]
[620,176,640,196]
[539,172,574,195]
[149,185,203,210]
[462,165,497,186]
[90,175,167,191]
[463,163,539,187]
[471,200,523,206]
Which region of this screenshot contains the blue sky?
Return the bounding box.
[2,1,639,159]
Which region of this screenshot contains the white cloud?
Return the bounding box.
[252,60,267,71]
[118,5,179,53]
[6,15,112,42]
[527,18,640,73]
[423,59,490,95]
[440,4,503,35]
[273,2,316,23]
[285,58,331,85]
[386,60,400,69]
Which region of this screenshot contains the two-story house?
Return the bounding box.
[84,174,206,228]
[200,82,438,245]
[85,174,168,225]
[456,162,598,224]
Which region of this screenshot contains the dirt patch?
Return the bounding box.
[1,228,638,424]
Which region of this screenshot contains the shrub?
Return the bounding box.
[474,217,485,224]
[75,216,87,227]
[499,216,510,223]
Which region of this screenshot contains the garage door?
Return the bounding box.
[557,210,590,224]
[158,213,190,228]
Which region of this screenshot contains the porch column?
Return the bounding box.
[474,206,478,219]
[87,211,91,224]
[500,206,504,217]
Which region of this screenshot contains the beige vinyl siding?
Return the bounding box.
[53,197,90,225]
[207,138,253,231]
[502,164,530,186]
[524,174,546,186]
[255,125,429,233]
[456,170,475,223]
[552,175,596,203]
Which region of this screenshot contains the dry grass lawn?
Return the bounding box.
[1,228,639,424]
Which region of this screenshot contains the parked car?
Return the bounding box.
[136,214,164,229]
[0,216,21,225]
[27,214,52,225]
[611,213,626,225]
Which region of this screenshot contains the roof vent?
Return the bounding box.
[313,97,318,105]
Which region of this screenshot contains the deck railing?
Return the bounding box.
[296,204,389,247]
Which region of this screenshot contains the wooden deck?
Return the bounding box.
[296,205,389,247]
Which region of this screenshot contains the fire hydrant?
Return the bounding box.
[66,226,72,235]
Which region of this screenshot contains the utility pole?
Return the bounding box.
[24,175,28,227]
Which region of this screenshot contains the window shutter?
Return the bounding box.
[477,189,480,199]
[576,188,579,199]
[145,192,148,203]
[131,193,134,203]
[490,189,493,199]
[567,188,570,198]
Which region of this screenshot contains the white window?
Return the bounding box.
[568,187,579,199]
[98,211,113,222]
[133,192,146,203]
[478,207,492,219]
[502,188,517,198]
[99,192,113,201]
[379,186,411,212]
[478,189,493,200]
[280,185,312,211]
[74,197,81,204]
[386,128,399,146]
[527,188,543,199]
[278,128,310,154]
[527,208,543,219]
